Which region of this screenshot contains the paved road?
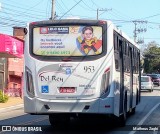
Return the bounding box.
[0,89,160,134]
[153,85,160,90]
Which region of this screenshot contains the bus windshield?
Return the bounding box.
[33,25,103,56]
[141,77,150,82]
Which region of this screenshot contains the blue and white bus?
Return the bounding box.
[23,19,141,127]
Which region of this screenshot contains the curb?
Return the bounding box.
[0,104,24,113]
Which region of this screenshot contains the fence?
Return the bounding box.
[4,88,22,98]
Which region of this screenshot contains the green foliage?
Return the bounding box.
[143,42,160,73]
[0,90,9,103]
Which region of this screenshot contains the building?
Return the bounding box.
[7,27,24,96]
[0,27,24,96]
[7,58,23,95]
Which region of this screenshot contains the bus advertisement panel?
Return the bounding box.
[33,26,102,56]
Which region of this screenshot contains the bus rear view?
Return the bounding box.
[24,19,140,127]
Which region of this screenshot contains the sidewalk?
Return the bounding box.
[0,97,24,112]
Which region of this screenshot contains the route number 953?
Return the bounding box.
[84,66,95,73]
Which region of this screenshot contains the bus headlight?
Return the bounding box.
[100,68,110,98]
[25,67,35,97]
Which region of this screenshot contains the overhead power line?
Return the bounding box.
[97,8,112,20]
[2,1,46,14]
[1,6,46,18]
[90,0,100,8]
[140,13,160,20]
[81,0,95,11]
[58,0,83,20]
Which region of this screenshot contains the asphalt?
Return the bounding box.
[0,97,24,113]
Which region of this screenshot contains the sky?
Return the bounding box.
[0,0,160,48]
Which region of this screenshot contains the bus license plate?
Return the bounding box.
[59,87,76,93]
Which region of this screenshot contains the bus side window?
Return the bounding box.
[123,40,127,56]
[114,33,117,50]
[127,46,131,73]
[114,32,119,51]
[114,31,120,71]
[115,58,119,70]
[137,50,140,74]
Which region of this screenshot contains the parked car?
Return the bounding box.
[146,74,160,86]
[141,76,153,92]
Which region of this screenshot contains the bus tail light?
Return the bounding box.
[25,67,35,97]
[30,22,38,25]
[100,68,110,98]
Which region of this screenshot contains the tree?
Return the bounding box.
[143,41,160,73]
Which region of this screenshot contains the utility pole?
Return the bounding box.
[132,20,147,43]
[50,0,55,20]
[97,8,99,20]
[97,8,112,20]
[0,3,2,10]
[133,21,137,42]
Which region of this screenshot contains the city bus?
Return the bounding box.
[23,19,141,127]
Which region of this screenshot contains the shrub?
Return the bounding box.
[0,90,9,103]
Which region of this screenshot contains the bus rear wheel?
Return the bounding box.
[118,110,126,127]
[118,95,127,127]
[49,114,70,128]
[129,107,136,115]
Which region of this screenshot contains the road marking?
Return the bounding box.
[153,129,159,134]
[129,102,160,134]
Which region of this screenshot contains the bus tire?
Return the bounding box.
[130,107,136,115]
[49,114,70,128]
[49,115,55,126]
[118,94,127,127]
